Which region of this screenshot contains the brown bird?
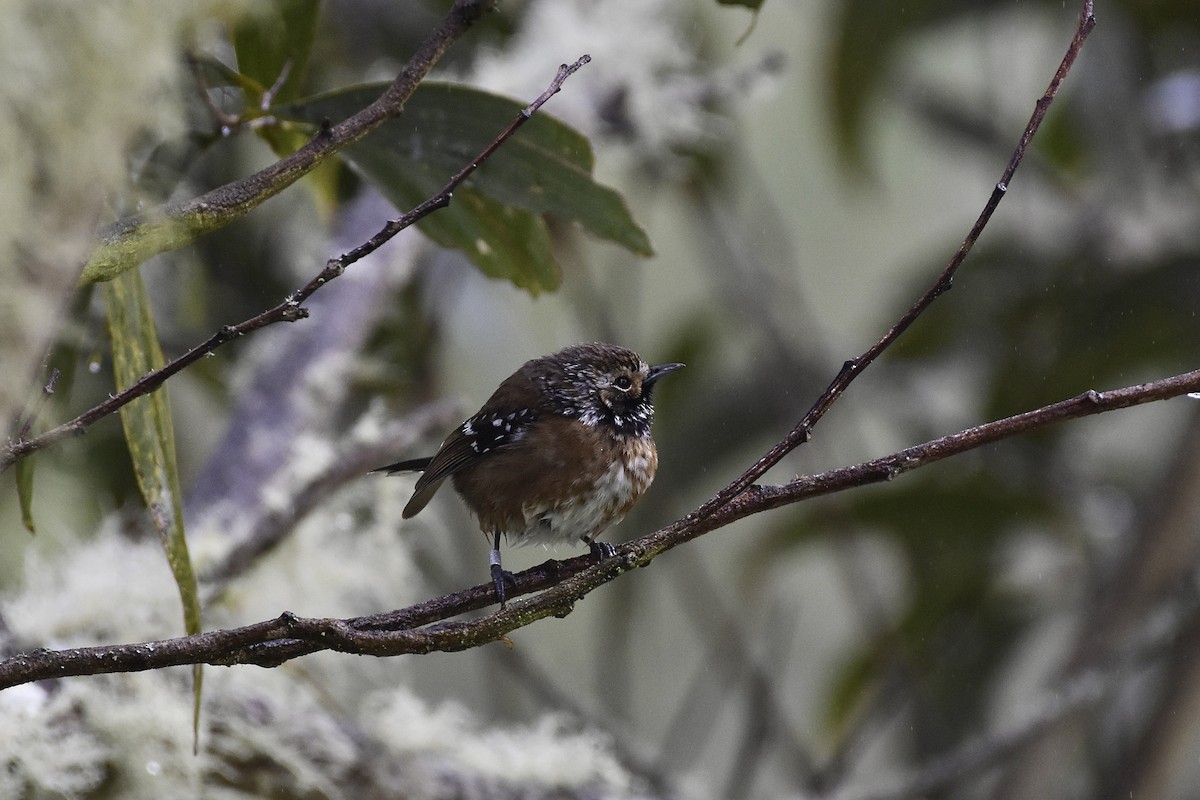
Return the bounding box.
[376,342,683,606]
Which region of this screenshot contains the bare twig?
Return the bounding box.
[687,0,1097,523]
[2,366,1198,689]
[11,369,59,444]
[1,55,593,474]
[261,60,293,111]
[81,0,496,283]
[0,1,1117,694]
[188,54,241,134]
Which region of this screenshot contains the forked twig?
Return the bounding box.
[0,3,1127,693]
[5,366,1200,689]
[1,56,592,473]
[688,0,1097,522]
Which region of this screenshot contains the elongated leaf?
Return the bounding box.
[277,82,652,292]
[234,0,338,215]
[348,145,560,292]
[102,269,203,740]
[234,0,321,105]
[16,458,35,535]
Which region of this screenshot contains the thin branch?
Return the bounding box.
[81,0,496,283]
[0,1,1112,692]
[673,372,1200,542]
[2,367,1197,690]
[11,369,59,444]
[1,55,593,474]
[688,0,1097,522]
[261,60,293,111]
[188,54,241,134]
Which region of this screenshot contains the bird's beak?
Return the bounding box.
[646,362,685,386]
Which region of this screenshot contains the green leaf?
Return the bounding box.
[16,458,35,535]
[102,268,204,738]
[234,0,337,215]
[347,144,561,292]
[276,82,653,290]
[233,0,321,105]
[190,52,258,94]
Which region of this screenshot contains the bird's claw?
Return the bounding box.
[491,563,517,607]
[589,540,617,562]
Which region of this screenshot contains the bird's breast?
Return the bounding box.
[452,413,660,547]
[513,437,657,546]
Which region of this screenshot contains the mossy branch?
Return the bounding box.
[79,0,495,285]
[3,54,592,474]
[3,364,1200,687]
[0,0,1110,691]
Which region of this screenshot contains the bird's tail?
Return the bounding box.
[372,457,432,475]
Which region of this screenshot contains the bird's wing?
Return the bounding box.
[413,428,483,489]
[373,456,433,474]
[393,367,546,519]
[398,427,486,518]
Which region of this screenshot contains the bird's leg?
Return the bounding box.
[583,535,616,562]
[490,529,516,607]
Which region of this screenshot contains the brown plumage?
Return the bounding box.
[376,342,683,606]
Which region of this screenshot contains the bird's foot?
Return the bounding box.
[489,548,517,608]
[588,539,617,562]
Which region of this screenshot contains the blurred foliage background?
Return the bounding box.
[2,0,1200,798]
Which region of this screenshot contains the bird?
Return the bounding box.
[376,342,684,607]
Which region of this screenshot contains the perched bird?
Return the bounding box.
[377,342,683,606]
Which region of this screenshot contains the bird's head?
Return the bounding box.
[537,343,684,437]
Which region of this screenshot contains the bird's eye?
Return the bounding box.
[614,376,632,391]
